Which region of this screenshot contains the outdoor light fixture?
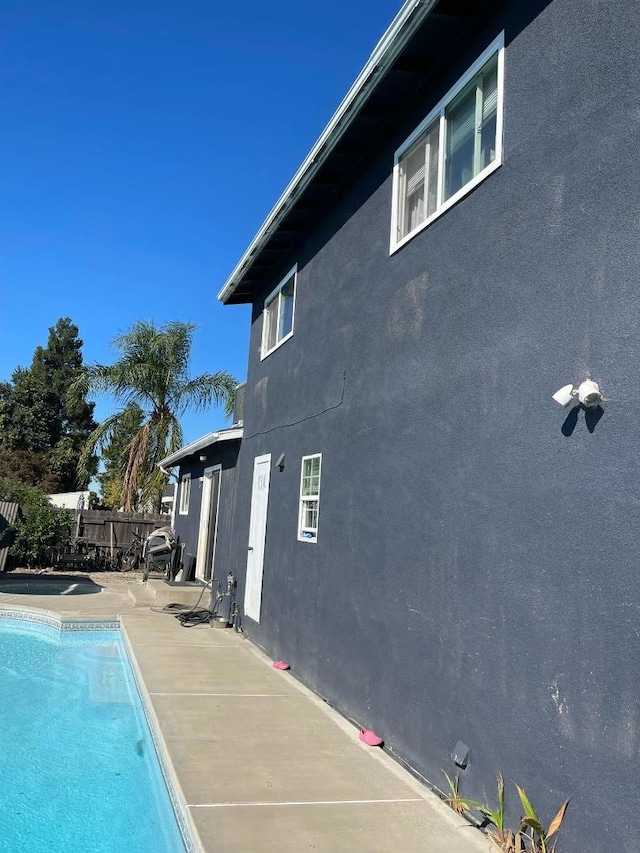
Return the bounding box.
[199,454,207,462]
[552,380,603,408]
[276,453,286,471]
[452,741,470,769]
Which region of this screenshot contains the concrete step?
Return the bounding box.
[127,584,157,607]
[142,578,211,608]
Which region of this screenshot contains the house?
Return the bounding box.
[159,484,175,518]
[212,2,638,850]
[158,387,245,582]
[48,490,90,511]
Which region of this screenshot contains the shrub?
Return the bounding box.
[0,477,73,568]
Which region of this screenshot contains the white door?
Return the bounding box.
[244,454,271,623]
[196,466,221,581]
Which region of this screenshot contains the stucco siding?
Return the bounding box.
[172,441,241,580]
[230,2,640,850]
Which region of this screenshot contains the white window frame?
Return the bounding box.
[261,264,297,360]
[179,473,191,515]
[390,32,505,253]
[298,454,322,543]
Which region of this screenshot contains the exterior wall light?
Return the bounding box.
[552,380,603,408]
[199,454,207,462]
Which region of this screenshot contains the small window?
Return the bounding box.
[391,33,504,251]
[179,473,191,515]
[261,266,297,359]
[298,454,321,542]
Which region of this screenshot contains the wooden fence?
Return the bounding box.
[75,510,167,559]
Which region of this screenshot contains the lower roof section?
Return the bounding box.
[157,427,243,469]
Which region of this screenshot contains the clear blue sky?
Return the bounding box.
[0,0,401,445]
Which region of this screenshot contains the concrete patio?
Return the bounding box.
[0,574,488,853]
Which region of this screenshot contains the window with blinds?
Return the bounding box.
[261,265,297,359]
[391,34,504,250]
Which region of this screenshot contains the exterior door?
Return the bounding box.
[196,466,221,581]
[244,454,271,623]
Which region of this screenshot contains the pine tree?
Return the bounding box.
[0,318,96,491]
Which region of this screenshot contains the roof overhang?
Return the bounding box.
[157,427,243,469]
[218,0,485,304]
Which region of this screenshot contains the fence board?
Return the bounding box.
[0,502,20,573]
[76,510,167,557]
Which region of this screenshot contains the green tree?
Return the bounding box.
[32,318,96,440]
[0,318,96,491]
[0,368,58,452]
[0,477,73,568]
[97,402,144,509]
[75,321,236,511]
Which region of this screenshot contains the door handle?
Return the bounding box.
[248,545,253,551]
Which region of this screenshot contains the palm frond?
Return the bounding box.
[122,423,151,511]
[79,320,232,507]
[172,372,237,418]
[76,411,125,484]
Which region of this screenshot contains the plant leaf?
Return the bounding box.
[442,771,458,795]
[522,816,544,837]
[515,784,539,823]
[497,771,505,815]
[546,800,570,839]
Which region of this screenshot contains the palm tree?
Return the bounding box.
[74,321,236,511]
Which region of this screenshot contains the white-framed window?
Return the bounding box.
[298,454,322,542]
[390,32,505,252]
[261,265,297,359]
[179,473,191,515]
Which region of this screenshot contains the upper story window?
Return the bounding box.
[261,265,297,359]
[390,33,505,252]
[179,473,191,515]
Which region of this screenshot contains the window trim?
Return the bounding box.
[260,264,298,360]
[390,32,505,254]
[179,473,191,515]
[297,453,322,543]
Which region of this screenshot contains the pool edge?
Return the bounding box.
[120,623,206,853]
[0,606,119,632]
[0,606,203,853]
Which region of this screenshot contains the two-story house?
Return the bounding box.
[211,2,639,850]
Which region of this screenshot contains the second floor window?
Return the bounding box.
[261,266,297,359]
[391,33,504,251]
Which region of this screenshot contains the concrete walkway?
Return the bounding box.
[0,577,488,853]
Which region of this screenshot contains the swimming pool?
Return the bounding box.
[0,614,187,852]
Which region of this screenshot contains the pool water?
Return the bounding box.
[0,619,186,852]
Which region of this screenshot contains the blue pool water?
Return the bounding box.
[0,618,186,853]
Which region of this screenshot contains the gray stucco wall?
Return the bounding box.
[172,440,241,581]
[229,2,640,850]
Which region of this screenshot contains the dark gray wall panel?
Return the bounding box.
[173,441,240,581]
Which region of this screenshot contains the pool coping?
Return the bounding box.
[0,606,202,853]
[0,606,120,632]
[120,622,204,853]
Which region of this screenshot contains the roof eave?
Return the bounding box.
[217,0,439,304]
[157,427,243,469]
